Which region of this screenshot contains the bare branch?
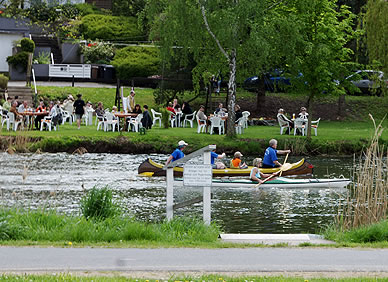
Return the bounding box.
[198,1,229,61]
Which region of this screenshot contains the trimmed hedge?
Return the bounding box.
[79,14,145,41]
[111,46,160,80]
[0,74,9,89]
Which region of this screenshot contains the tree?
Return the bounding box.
[287,0,355,137]
[144,0,298,136]
[365,0,388,74]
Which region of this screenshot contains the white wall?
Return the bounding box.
[0,33,24,72]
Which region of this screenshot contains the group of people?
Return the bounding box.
[165,99,194,125]
[277,107,309,134]
[166,138,291,184]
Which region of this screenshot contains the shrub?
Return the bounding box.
[33,52,50,64]
[160,108,170,129]
[80,40,115,64]
[111,46,160,80]
[80,185,120,220]
[79,14,145,41]
[0,74,9,89]
[6,51,29,70]
[20,38,35,53]
[75,3,105,16]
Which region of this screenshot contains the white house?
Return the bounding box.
[0,17,30,73]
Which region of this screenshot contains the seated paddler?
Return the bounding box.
[262,139,291,168]
[165,140,188,166]
[250,158,276,184]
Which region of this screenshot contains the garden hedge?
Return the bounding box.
[111,46,160,80]
[79,14,145,41]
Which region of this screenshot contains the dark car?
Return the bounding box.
[345,70,388,95]
[243,69,298,92]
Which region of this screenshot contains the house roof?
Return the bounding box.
[0,17,30,35]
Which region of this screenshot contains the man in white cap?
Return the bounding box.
[166,140,188,165]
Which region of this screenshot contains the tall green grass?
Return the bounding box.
[0,209,220,244]
[80,185,120,220]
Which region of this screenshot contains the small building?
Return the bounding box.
[0,17,29,73]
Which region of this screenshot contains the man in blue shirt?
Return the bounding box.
[211,148,226,168]
[262,139,291,168]
[166,140,188,165]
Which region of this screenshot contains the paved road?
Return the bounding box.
[1,247,388,274]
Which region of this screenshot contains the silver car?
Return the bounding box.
[347,70,387,95]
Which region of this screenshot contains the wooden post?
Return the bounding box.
[166,167,174,221]
[203,150,211,225]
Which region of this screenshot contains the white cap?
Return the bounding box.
[178,140,188,146]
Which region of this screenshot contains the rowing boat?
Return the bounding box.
[174,177,351,189]
[138,158,314,177]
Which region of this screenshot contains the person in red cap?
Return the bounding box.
[166,140,188,165]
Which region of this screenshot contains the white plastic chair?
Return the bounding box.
[209,116,224,135]
[169,112,176,128]
[128,113,143,132]
[175,112,183,127]
[294,118,306,136]
[5,112,22,131]
[277,115,291,135]
[311,118,321,136]
[242,111,250,128]
[196,115,206,133]
[183,111,196,128]
[235,117,245,134]
[40,113,56,131]
[151,109,162,127]
[122,97,128,113]
[103,112,119,132]
[61,110,72,125]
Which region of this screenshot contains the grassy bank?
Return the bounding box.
[1,119,387,155]
[0,209,220,247]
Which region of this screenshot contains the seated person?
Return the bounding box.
[196,105,207,124]
[172,98,181,113]
[230,151,248,169]
[250,158,275,184]
[215,103,227,115]
[18,101,28,113]
[211,148,226,169]
[166,102,176,114]
[95,102,104,121]
[235,104,242,121]
[62,95,74,114]
[111,106,118,113]
[141,105,152,129]
[132,104,142,114]
[2,97,12,114]
[10,101,23,121]
[181,101,193,119]
[35,100,46,129]
[277,108,294,134]
[298,107,309,120]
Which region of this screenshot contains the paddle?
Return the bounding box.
[254,163,292,188]
[279,153,289,177]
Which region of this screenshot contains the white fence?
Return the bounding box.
[49,64,91,78]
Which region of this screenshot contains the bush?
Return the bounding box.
[79,14,145,41]
[80,185,120,220]
[111,46,160,80]
[75,3,105,16]
[0,74,9,89]
[80,40,115,64]
[20,38,35,53]
[33,52,50,64]
[6,51,29,70]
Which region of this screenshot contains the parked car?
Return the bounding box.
[345,70,388,95]
[243,69,300,92]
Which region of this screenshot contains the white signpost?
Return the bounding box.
[164,145,215,225]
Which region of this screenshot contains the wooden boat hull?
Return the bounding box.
[174,177,351,189]
[138,158,314,177]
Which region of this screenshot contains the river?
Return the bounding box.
[0,152,354,234]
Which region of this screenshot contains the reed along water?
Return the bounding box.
[0,152,358,233]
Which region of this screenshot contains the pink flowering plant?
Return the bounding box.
[80,40,115,64]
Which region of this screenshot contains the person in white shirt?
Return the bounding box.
[298,107,309,120]
[18,101,28,113]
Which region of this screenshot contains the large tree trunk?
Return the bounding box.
[226,49,237,137]
[256,73,266,113]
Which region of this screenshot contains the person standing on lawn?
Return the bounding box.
[262,139,291,168]
[165,140,188,165]
[73,94,85,130]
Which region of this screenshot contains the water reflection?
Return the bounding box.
[0,152,353,233]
